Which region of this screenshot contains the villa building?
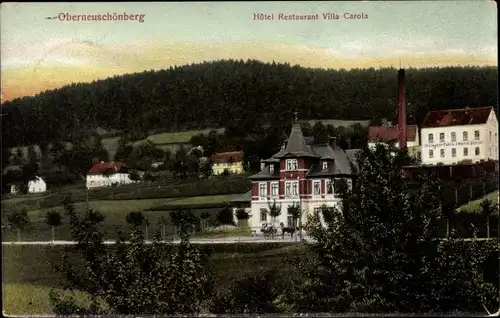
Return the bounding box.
[246,120,357,232]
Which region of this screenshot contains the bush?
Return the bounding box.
[216,206,235,225]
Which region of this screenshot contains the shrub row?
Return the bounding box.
[442,212,499,238]
[37,175,250,209]
[146,202,229,211]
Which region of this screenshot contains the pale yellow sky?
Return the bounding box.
[1,1,497,102]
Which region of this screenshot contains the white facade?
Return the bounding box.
[28,177,47,193]
[420,111,498,165]
[248,177,350,232]
[86,173,136,189]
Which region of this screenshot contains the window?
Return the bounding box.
[451,132,456,142]
[475,147,480,156]
[260,209,267,221]
[313,181,321,195]
[452,148,456,157]
[292,182,299,195]
[271,182,278,196]
[269,165,274,173]
[285,182,292,196]
[313,207,321,214]
[429,149,434,158]
[463,131,468,141]
[326,180,333,194]
[463,148,468,156]
[439,132,445,142]
[322,161,328,170]
[259,183,267,197]
[286,159,298,170]
[490,131,492,141]
[474,130,480,141]
[440,149,445,158]
[428,133,434,144]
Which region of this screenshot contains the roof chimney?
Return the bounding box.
[329,136,337,150]
[397,69,407,149]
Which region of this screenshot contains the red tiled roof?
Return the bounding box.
[421,106,493,128]
[210,151,243,164]
[368,125,418,142]
[88,162,128,174]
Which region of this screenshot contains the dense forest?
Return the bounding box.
[0,60,497,149]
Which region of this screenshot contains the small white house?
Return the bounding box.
[10,176,47,194]
[86,162,136,189]
[28,177,47,193]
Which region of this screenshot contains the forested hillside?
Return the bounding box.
[0,59,497,149]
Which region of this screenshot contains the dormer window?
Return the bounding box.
[286,159,298,171]
[322,161,328,170]
[269,164,274,173]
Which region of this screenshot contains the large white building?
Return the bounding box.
[420,106,498,165]
[86,162,137,189]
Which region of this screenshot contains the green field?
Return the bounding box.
[458,190,499,212]
[2,243,302,315]
[10,128,226,160]
[1,194,243,242]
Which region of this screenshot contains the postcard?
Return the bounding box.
[1,1,498,317]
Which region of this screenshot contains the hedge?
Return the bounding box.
[146,202,229,212]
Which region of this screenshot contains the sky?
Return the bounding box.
[0,1,497,102]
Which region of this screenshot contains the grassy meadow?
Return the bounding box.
[2,243,303,315]
[457,190,499,212]
[1,193,244,242]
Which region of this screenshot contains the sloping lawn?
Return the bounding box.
[458,190,499,212]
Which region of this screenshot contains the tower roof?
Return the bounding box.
[274,123,320,159]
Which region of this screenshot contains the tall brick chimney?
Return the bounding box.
[397,69,407,149]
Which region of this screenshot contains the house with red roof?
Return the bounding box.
[86,161,137,189]
[420,106,498,165]
[210,151,244,175]
[367,123,421,157]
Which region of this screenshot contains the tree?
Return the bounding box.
[287,203,302,240]
[284,143,497,313]
[200,212,211,231]
[49,201,213,315]
[114,136,134,162]
[128,170,141,182]
[209,269,283,314]
[312,121,329,144]
[126,211,145,227]
[217,206,235,225]
[235,208,249,220]
[479,198,497,238]
[45,210,62,241]
[170,209,198,236]
[158,215,169,239]
[266,200,282,226]
[7,208,30,242]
